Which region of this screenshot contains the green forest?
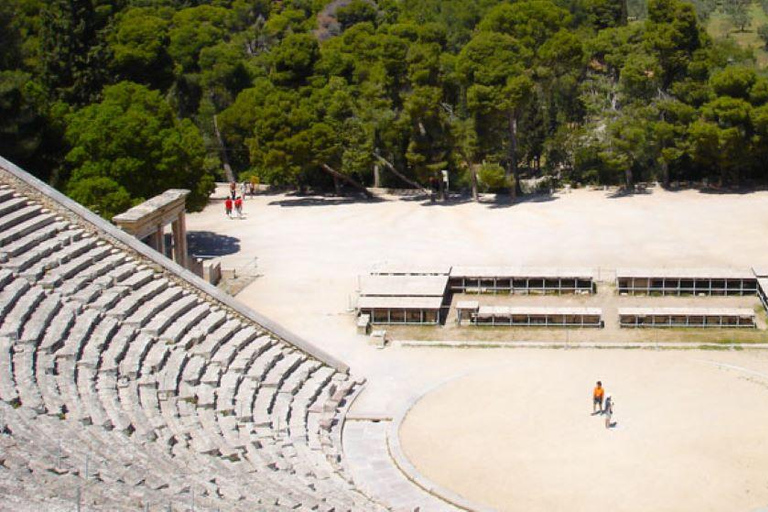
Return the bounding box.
[3,0,768,216]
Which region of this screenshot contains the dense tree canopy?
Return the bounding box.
[5,0,768,215]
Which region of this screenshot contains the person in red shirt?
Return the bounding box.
[225,197,233,218]
[234,196,243,218]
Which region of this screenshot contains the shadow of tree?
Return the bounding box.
[268,195,384,207]
[187,231,241,257]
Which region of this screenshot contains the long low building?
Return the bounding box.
[618,307,756,328]
[358,296,443,324]
[358,274,449,324]
[369,263,451,276]
[471,306,603,327]
[615,268,757,296]
[359,274,449,297]
[449,266,596,294]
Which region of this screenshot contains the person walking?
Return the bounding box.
[234,196,243,218]
[241,181,248,199]
[593,381,604,415]
[229,181,237,200]
[604,395,614,428]
[225,197,233,218]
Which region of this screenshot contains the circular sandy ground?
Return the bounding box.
[398,351,768,512]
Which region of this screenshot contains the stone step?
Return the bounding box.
[118,333,155,380]
[180,309,227,349]
[0,336,18,403]
[115,268,155,290]
[106,278,168,321]
[283,360,322,397]
[0,221,69,259]
[12,344,45,414]
[99,325,136,373]
[228,335,273,374]
[0,187,17,204]
[61,257,132,304]
[0,285,46,340]
[142,293,198,337]
[77,365,111,429]
[1,226,77,269]
[78,316,119,369]
[0,196,28,217]
[0,268,13,290]
[0,278,31,324]
[54,308,101,361]
[142,341,171,376]
[38,244,113,289]
[159,302,210,345]
[124,286,185,330]
[19,235,97,282]
[263,351,306,389]
[191,319,240,360]
[157,349,188,397]
[86,286,127,311]
[0,205,50,242]
[38,303,77,355]
[96,373,131,432]
[19,292,62,344]
[55,358,87,423]
[34,352,65,415]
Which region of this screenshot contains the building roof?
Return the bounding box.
[752,267,768,278]
[358,296,444,310]
[615,268,755,280]
[450,266,596,280]
[456,300,480,310]
[369,263,452,276]
[618,307,755,317]
[476,306,602,316]
[359,274,449,297]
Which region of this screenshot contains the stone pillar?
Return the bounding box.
[172,211,188,268]
[153,225,165,256]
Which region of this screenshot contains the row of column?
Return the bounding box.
[145,212,188,268]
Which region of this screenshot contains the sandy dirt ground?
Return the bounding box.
[399,350,768,512]
[187,186,768,511]
[185,185,768,412]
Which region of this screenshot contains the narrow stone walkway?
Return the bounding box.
[343,419,463,512]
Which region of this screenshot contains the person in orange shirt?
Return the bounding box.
[593,381,604,414]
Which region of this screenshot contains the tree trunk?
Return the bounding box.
[470,163,479,202]
[625,166,633,190]
[375,155,430,195]
[507,112,519,201]
[373,164,381,188]
[661,159,670,188]
[333,175,341,196]
[320,164,374,198]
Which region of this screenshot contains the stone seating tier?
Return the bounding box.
[0,173,381,510]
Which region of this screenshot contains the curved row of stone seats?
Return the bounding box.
[0,169,383,511]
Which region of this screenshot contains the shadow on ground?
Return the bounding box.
[484,192,559,208]
[187,231,241,257]
[268,194,384,207]
[606,188,652,199]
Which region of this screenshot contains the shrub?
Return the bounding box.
[478,163,511,192]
